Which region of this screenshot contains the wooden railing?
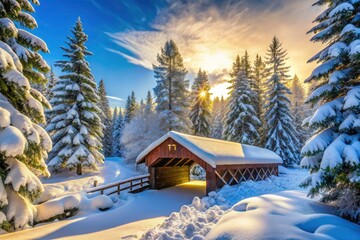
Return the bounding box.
[86,174,150,196]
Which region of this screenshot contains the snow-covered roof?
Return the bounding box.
[136,131,283,168]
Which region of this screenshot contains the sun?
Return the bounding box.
[199,91,207,97]
[209,82,230,100]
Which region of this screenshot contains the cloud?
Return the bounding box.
[107,0,323,83]
[106,95,124,101]
[89,0,103,11]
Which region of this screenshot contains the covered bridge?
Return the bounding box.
[136,131,283,194]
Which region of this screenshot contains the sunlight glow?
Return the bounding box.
[199,91,206,98]
[210,82,230,100]
[198,51,233,72]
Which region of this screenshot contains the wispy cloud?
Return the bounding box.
[89,0,103,11]
[106,95,124,101]
[107,0,323,84]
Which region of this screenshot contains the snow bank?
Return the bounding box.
[206,191,360,240]
[36,194,81,222]
[141,168,308,239]
[38,158,138,203]
[35,193,113,223]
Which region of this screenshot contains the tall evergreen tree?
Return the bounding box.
[145,90,155,115]
[45,66,57,101]
[44,67,58,124]
[263,37,300,167]
[241,51,252,78]
[301,0,360,222]
[153,40,191,133]
[231,55,242,78]
[112,107,118,129]
[211,97,227,139]
[122,98,162,162]
[113,109,125,157]
[47,18,103,174]
[0,0,52,230]
[223,67,261,144]
[98,79,113,157]
[124,91,137,124]
[252,54,266,121]
[190,69,212,137]
[289,75,307,145]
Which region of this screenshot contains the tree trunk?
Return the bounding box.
[76,163,82,175]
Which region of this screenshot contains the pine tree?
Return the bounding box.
[223,67,261,144]
[44,67,58,124]
[124,91,137,124]
[98,79,113,157]
[153,40,191,133]
[210,97,227,139]
[145,90,155,115]
[45,66,57,101]
[113,109,125,157]
[231,55,242,78]
[122,97,162,162]
[47,18,103,174]
[241,51,252,78]
[301,0,360,222]
[289,75,307,145]
[252,54,266,121]
[190,69,212,137]
[112,107,118,131]
[263,37,300,167]
[0,0,52,231]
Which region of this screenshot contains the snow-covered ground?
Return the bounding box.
[1,156,206,240]
[37,157,140,203]
[2,163,358,240]
[207,191,360,240]
[141,167,311,239]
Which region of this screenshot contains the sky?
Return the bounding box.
[32,0,324,108]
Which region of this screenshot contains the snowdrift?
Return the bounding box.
[207,191,360,240]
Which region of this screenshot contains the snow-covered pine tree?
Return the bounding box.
[301,0,360,222]
[0,0,52,231]
[47,18,103,174]
[98,79,113,157]
[145,90,155,115]
[112,107,118,131]
[289,75,307,145]
[263,37,300,167]
[124,91,137,124]
[210,97,226,139]
[223,70,261,144]
[190,69,212,137]
[44,67,58,124]
[252,54,266,121]
[45,66,57,101]
[113,109,125,157]
[241,51,252,78]
[153,40,191,133]
[122,97,162,163]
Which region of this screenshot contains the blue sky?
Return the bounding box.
[32,0,322,108]
[33,0,165,107]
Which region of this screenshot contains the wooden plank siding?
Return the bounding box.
[150,166,190,189]
[142,137,280,194]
